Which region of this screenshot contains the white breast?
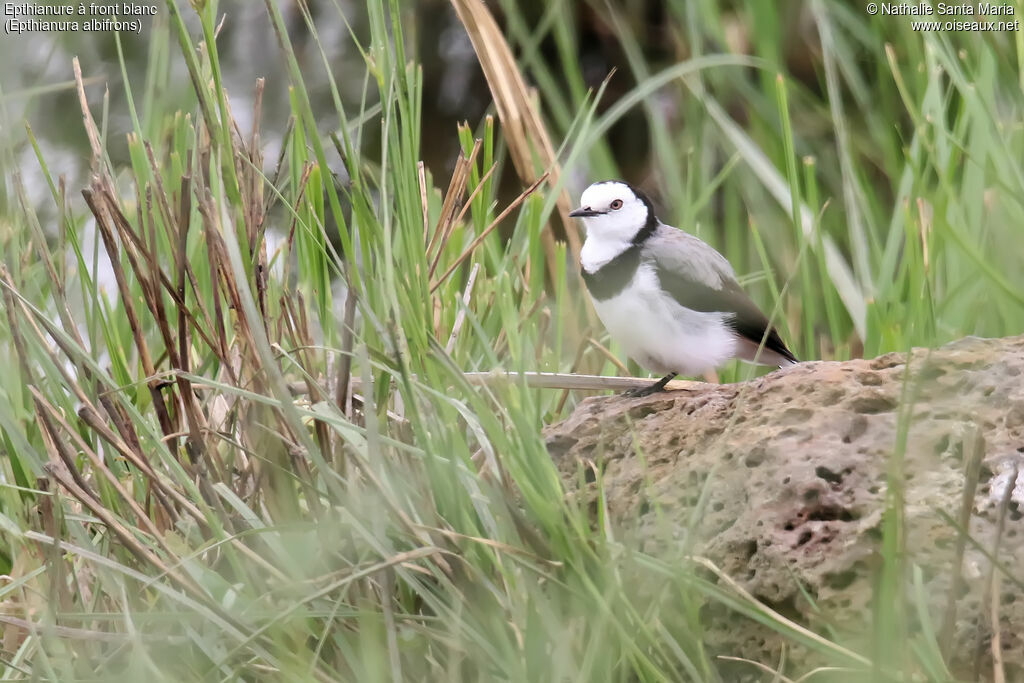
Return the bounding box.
[592,264,739,376]
[581,237,631,273]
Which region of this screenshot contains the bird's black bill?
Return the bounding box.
[569,207,603,218]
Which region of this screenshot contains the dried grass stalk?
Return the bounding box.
[449,0,583,281]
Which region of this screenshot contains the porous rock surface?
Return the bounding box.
[545,335,1024,679]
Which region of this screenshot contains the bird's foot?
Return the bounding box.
[621,384,662,398]
[621,373,678,398]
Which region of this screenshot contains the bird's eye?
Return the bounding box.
[610,199,623,210]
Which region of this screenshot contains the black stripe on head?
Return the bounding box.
[628,186,659,231]
[625,183,658,245]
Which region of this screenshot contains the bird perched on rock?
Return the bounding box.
[570,180,798,397]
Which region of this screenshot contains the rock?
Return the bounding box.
[544,335,1024,679]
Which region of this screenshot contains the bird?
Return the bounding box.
[569,180,798,398]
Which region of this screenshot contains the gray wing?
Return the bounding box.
[646,225,798,363]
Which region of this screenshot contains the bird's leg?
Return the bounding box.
[622,372,677,398]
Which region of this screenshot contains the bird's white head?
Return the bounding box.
[570,180,655,243]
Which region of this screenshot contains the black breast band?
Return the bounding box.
[581,224,656,301]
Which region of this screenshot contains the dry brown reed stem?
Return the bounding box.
[33,424,208,603]
[586,337,632,375]
[143,140,182,270]
[241,83,270,323]
[30,388,175,543]
[316,372,699,395]
[72,58,103,166]
[459,372,699,392]
[174,162,208,467]
[2,262,204,526]
[427,139,482,278]
[82,188,176,438]
[417,161,430,243]
[335,283,359,421]
[73,58,270,497]
[430,172,548,293]
[245,79,267,244]
[282,161,316,286]
[0,264,192,525]
[451,159,498,229]
[448,0,582,281]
